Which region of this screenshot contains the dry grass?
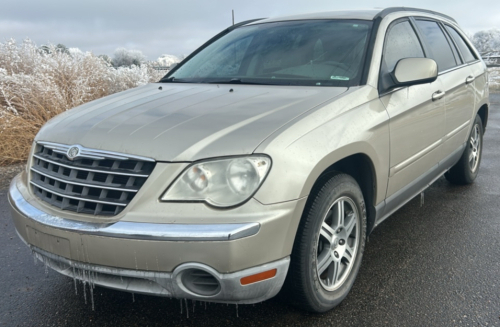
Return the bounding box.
[0,39,164,166]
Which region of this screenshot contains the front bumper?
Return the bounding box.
[30,246,289,304]
[9,174,305,303]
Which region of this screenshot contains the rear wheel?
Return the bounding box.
[445,115,483,185]
[285,173,366,313]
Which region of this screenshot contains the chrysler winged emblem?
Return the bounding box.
[66,146,80,160]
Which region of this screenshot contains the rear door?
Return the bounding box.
[413,19,475,157]
[379,19,446,198]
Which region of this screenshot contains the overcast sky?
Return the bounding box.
[1,0,499,60]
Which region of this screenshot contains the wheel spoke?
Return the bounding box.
[344,213,356,236]
[317,251,333,275]
[337,200,345,227]
[327,260,340,284]
[469,151,475,163]
[320,222,335,244]
[343,245,354,264]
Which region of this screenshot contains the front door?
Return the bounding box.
[379,19,446,198]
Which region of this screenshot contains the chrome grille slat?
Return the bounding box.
[38,141,156,162]
[30,143,155,216]
[30,167,139,192]
[30,181,128,206]
[33,154,149,177]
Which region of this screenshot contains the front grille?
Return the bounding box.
[30,142,155,216]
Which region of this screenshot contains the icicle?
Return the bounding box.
[83,280,87,305]
[185,299,189,318]
[90,283,95,311]
[420,191,424,207]
[72,265,78,295]
[134,251,138,270]
[180,299,183,314]
[120,276,124,284]
[236,304,239,318]
[132,293,135,303]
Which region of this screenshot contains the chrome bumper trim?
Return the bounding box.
[31,246,290,304]
[10,175,260,241]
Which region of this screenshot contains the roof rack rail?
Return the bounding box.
[375,7,457,23]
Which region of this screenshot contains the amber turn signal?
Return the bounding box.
[240,269,277,285]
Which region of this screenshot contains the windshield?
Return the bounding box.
[165,20,373,87]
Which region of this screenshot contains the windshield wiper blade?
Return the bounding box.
[207,78,270,85]
[207,78,243,84]
[159,77,194,83]
[159,76,175,82]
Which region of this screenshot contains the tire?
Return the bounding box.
[445,115,484,185]
[284,172,367,313]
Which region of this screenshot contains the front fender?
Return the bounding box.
[254,86,390,205]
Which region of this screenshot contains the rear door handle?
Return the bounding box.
[432,90,446,101]
[466,75,475,84]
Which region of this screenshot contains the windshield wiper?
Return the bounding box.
[207,78,270,85]
[207,78,244,84]
[159,77,194,83]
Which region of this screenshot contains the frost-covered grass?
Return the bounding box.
[488,67,500,92]
[0,39,165,166]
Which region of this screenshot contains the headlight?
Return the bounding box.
[161,156,271,208]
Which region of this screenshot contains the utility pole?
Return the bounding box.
[232,10,235,25]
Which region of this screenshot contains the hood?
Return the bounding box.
[36,83,347,161]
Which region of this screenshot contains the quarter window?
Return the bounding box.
[445,25,477,63]
[415,20,457,72]
[383,21,424,72]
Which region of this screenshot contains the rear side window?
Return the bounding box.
[415,20,457,72]
[445,25,477,63]
[383,21,424,72]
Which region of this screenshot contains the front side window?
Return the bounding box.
[383,20,425,72]
[166,20,373,87]
[445,25,477,63]
[415,20,457,72]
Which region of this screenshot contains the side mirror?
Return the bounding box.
[391,58,438,87]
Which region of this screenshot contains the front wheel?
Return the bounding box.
[285,173,366,313]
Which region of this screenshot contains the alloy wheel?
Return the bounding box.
[316,196,360,291]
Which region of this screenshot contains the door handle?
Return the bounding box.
[432,90,446,101]
[465,75,475,84]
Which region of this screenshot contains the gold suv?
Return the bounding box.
[9,7,489,312]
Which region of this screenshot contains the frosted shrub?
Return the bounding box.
[489,67,500,90]
[0,39,165,165]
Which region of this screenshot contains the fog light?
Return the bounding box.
[181,268,221,296]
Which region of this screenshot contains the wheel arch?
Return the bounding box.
[477,103,489,132]
[301,152,378,236]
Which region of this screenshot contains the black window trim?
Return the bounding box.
[437,21,463,65]
[378,17,427,95]
[442,23,479,64]
[412,17,462,73]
